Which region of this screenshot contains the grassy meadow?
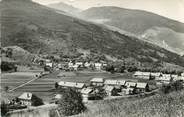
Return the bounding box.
[75,90,184,117]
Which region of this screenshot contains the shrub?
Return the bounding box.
[161,80,183,94]
[57,88,86,116]
[31,94,44,106]
[1,101,9,117]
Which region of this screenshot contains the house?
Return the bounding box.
[134,71,151,80]
[104,79,118,86]
[84,62,91,68]
[156,74,172,82]
[117,80,126,87]
[104,86,118,96]
[94,63,103,70]
[18,92,33,106]
[81,88,94,102]
[181,72,184,77]
[73,64,79,71]
[136,82,149,93]
[122,88,135,95]
[58,81,85,91]
[125,81,137,88]
[45,62,53,68]
[150,72,162,79]
[68,61,74,68]
[90,78,104,86]
[75,62,83,67]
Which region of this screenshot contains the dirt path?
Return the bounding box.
[9,76,40,92]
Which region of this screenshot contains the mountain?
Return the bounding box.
[80,6,184,34]
[140,27,184,55]
[1,0,184,67]
[48,2,81,16]
[80,6,184,54]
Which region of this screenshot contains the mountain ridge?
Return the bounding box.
[1,0,184,67]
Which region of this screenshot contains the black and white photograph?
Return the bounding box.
[1,0,184,117]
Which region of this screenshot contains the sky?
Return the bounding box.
[33,0,184,23]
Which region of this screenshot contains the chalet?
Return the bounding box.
[90,78,104,86]
[136,82,149,93]
[18,92,33,106]
[134,71,151,80]
[94,63,103,70]
[58,81,85,91]
[104,86,118,96]
[81,88,94,102]
[125,81,137,88]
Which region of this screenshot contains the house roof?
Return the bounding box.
[104,80,118,85]
[181,73,184,77]
[136,82,148,89]
[58,81,85,88]
[134,71,150,76]
[81,88,93,94]
[105,86,114,92]
[125,82,137,87]
[117,80,126,85]
[158,76,171,81]
[18,92,32,100]
[54,94,62,99]
[90,78,104,83]
[150,72,162,77]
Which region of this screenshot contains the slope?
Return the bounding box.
[48,2,81,16]
[1,0,184,67]
[80,6,184,54]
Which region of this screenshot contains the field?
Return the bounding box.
[1,70,136,103]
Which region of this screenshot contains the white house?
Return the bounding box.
[81,88,93,102]
[125,81,137,88]
[68,61,74,68]
[84,62,91,68]
[90,78,104,86]
[18,92,33,106]
[136,82,149,93]
[104,80,118,86]
[122,87,135,95]
[58,81,85,91]
[181,72,184,77]
[104,86,117,96]
[134,71,151,80]
[94,63,103,70]
[45,62,53,68]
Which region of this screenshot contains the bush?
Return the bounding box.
[31,94,44,106]
[161,80,183,94]
[57,88,86,116]
[1,101,9,117]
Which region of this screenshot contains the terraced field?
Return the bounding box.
[1,70,135,102]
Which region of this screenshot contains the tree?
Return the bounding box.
[58,88,86,116]
[105,65,115,74]
[1,101,9,117]
[31,94,44,106]
[55,82,59,89]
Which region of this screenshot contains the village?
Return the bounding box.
[2,52,184,115]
